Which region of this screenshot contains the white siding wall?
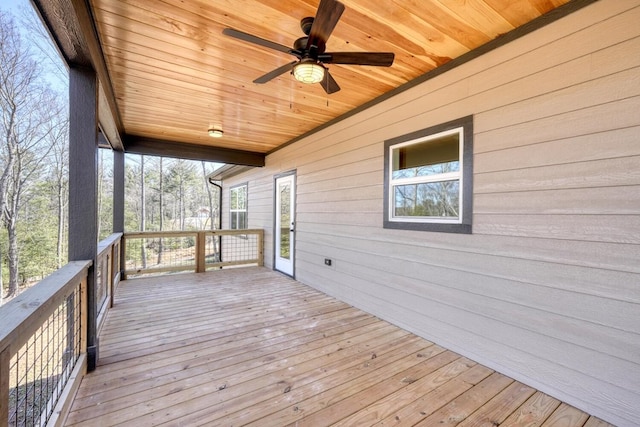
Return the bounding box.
[223,1,640,424]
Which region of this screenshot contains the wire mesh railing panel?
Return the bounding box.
[122,230,263,276]
[7,286,81,426]
[96,252,108,315]
[204,234,222,265]
[206,230,262,269]
[221,234,258,263]
[124,234,198,277]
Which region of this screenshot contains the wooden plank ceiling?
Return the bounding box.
[88,0,570,160]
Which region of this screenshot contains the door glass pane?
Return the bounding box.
[279,182,290,259]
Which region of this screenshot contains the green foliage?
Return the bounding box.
[124,155,220,233]
[19,182,62,277]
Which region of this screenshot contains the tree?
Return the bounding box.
[97,148,114,240]
[139,155,146,267]
[165,159,197,230]
[0,11,59,298]
[157,157,164,263]
[48,119,69,268]
[201,161,217,230]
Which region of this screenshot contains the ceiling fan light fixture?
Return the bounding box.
[293,61,325,84]
[208,127,224,138]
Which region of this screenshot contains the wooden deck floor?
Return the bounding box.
[65,267,613,426]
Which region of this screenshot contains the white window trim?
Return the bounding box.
[383,115,473,234]
[230,183,248,230]
[388,127,464,225]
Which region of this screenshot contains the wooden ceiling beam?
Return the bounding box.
[124,135,265,167]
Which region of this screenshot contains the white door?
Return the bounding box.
[275,173,295,276]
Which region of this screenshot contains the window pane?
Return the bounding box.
[230,185,247,230]
[230,188,238,209]
[393,181,459,218]
[237,186,246,209]
[392,133,459,179]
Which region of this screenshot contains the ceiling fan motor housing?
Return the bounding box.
[294,36,309,52]
[300,16,314,35]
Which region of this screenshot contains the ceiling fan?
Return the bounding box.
[222,0,394,94]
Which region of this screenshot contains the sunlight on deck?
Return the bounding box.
[64,267,611,426]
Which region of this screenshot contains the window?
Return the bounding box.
[230,184,248,229]
[384,116,473,233]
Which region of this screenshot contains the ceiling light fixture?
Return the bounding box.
[208,127,224,138]
[293,59,325,84]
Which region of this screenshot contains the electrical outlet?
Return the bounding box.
[324,258,332,266]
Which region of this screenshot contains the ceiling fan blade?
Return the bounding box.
[223,28,299,57]
[319,52,395,66]
[253,61,297,84]
[321,70,340,94]
[306,0,345,53]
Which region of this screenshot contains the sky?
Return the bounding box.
[3,0,23,13]
[2,0,68,92]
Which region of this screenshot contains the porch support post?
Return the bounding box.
[68,66,99,371]
[113,150,125,233]
[113,150,125,278]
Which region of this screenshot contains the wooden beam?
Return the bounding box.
[31,0,125,147]
[113,150,125,233]
[69,0,125,140]
[124,136,265,167]
[68,67,99,371]
[30,0,91,67]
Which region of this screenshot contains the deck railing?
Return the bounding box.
[122,229,264,278]
[0,230,261,425]
[0,233,122,427]
[0,261,90,427]
[96,233,122,332]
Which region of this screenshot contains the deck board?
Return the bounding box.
[65,267,612,426]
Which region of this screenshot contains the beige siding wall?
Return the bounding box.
[223,1,640,424]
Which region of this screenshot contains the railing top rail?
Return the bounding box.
[124,230,200,239]
[124,229,263,237]
[97,232,123,256]
[0,260,92,356]
[203,229,264,235]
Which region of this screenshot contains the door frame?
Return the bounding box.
[273,170,296,277]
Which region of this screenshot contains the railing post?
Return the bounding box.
[121,235,127,281]
[108,244,114,309]
[258,230,264,266]
[196,231,206,273]
[80,276,88,354]
[1,346,9,425]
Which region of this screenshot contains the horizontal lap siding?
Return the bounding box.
[223,1,640,425]
[221,168,275,267]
